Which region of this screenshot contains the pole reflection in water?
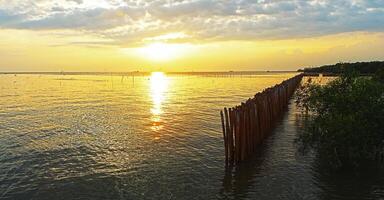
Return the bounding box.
[2,73,384,199]
[149,72,169,136]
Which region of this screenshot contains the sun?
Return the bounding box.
[136,42,187,61]
[138,43,178,61]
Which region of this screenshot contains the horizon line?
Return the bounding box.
[0,70,299,75]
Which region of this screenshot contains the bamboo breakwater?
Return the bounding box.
[220,74,303,166]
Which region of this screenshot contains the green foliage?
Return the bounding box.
[296,71,384,168]
[374,67,384,83]
[299,61,384,74]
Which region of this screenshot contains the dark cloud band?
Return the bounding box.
[0,0,383,42]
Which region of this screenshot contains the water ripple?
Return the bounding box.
[1,73,383,199]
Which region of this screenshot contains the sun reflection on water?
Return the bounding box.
[150,72,169,132]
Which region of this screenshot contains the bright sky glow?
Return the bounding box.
[0,0,383,71]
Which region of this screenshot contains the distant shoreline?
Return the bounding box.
[0,71,298,76]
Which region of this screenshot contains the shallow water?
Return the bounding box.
[0,73,383,199]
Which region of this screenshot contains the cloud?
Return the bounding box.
[0,0,383,45]
[67,0,83,4]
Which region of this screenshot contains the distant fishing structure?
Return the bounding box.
[220,74,303,166]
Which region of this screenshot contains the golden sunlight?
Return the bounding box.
[136,42,189,61]
[1,0,384,199]
[150,72,169,131]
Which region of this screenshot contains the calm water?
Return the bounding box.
[1,73,383,200]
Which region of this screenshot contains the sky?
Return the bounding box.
[0,0,383,72]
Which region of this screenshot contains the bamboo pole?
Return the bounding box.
[224,108,233,165]
[228,108,235,165]
[221,74,303,164]
[220,110,228,165]
[234,108,240,163]
[240,107,246,161]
